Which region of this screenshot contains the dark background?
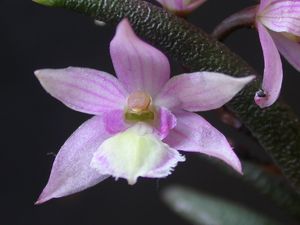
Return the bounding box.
[1,0,300,225]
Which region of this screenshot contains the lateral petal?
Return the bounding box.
[164,111,242,173]
[35,67,128,115]
[155,72,254,111]
[36,116,111,204]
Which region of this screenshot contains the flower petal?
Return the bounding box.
[153,107,177,139]
[156,0,183,11]
[103,110,129,135]
[36,116,111,204]
[90,123,185,185]
[258,0,275,13]
[164,111,242,173]
[270,31,300,71]
[186,0,206,12]
[35,67,128,115]
[255,23,283,108]
[155,72,255,111]
[156,0,206,12]
[110,19,170,96]
[258,0,300,37]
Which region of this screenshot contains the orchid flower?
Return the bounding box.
[212,0,300,108]
[35,19,254,204]
[254,0,300,108]
[155,0,206,15]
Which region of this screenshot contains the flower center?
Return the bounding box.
[127,91,151,112]
[125,91,154,121]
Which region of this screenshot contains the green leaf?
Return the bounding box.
[32,0,57,6]
[33,0,300,192]
[162,186,282,225]
[243,163,300,218]
[207,157,300,219]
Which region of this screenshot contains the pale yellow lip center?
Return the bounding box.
[127,91,152,112]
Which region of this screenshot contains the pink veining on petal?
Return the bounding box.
[110,19,170,96]
[35,67,128,115]
[35,116,111,204]
[258,0,300,36]
[164,111,242,173]
[255,22,283,108]
[155,72,255,112]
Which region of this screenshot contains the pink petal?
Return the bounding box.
[153,107,177,139]
[155,72,255,112]
[270,31,300,71]
[156,0,183,11]
[163,111,242,173]
[258,0,300,37]
[258,0,275,13]
[103,110,129,135]
[156,0,206,12]
[186,0,207,12]
[110,19,170,96]
[255,23,283,108]
[36,116,111,204]
[35,67,128,115]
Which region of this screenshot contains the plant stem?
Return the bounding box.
[212,6,257,40]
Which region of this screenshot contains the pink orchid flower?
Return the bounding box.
[35,19,254,204]
[155,0,206,15]
[255,0,300,108]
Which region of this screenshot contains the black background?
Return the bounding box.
[1,0,300,225]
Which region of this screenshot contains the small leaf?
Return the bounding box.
[162,186,282,225]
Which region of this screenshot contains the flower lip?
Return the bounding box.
[90,123,185,185]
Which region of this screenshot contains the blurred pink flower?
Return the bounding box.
[155,0,206,15]
[35,19,254,204]
[255,0,300,108]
